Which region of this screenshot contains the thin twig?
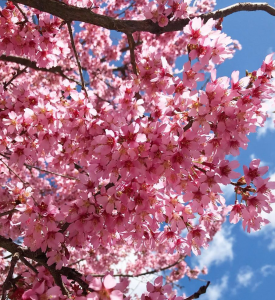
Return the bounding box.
[14,2,28,23]
[120,40,143,52]
[1,252,20,300]
[126,33,138,75]
[67,258,85,267]
[115,2,134,18]
[0,209,19,218]
[0,55,81,85]
[92,255,185,278]
[25,163,79,181]
[0,158,27,186]
[67,22,89,98]
[20,256,38,274]
[0,154,79,181]
[3,66,28,90]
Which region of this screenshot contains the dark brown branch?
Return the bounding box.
[0,235,93,296]
[13,1,275,34]
[0,209,19,218]
[19,256,38,274]
[48,265,71,297]
[1,252,20,300]
[0,55,80,85]
[193,165,207,174]
[3,66,28,90]
[183,119,194,131]
[184,281,210,300]
[112,64,129,78]
[60,267,94,294]
[92,255,185,278]
[120,40,143,52]
[14,2,29,24]
[126,33,137,75]
[67,22,89,98]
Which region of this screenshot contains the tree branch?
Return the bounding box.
[1,252,20,300]
[14,2,29,24]
[0,153,79,181]
[126,33,138,75]
[0,209,18,218]
[0,55,80,85]
[67,22,89,98]
[19,256,38,274]
[0,235,93,296]
[120,40,143,52]
[0,158,27,186]
[184,281,210,300]
[92,255,185,278]
[12,1,275,34]
[3,66,28,90]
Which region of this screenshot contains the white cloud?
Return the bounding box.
[261,264,275,277]
[220,184,235,199]
[248,204,275,250]
[196,227,234,269]
[245,173,275,249]
[201,276,228,300]
[236,266,253,287]
[112,250,156,297]
[257,98,275,138]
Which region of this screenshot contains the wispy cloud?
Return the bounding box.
[236,266,254,287]
[113,251,156,297]
[220,184,235,199]
[261,264,275,277]
[245,172,275,249]
[202,276,228,300]
[257,98,275,138]
[196,227,234,269]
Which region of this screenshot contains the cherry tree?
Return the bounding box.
[1,0,275,299]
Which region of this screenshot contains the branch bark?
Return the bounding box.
[12,1,275,34]
[1,252,20,300]
[126,33,138,75]
[67,22,89,98]
[184,281,210,300]
[0,235,93,296]
[0,55,80,85]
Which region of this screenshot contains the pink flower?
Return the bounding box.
[158,14,168,27]
[147,276,172,294]
[2,111,21,134]
[261,53,275,77]
[22,281,62,300]
[88,275,123,300]
[243,159,268,185]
